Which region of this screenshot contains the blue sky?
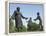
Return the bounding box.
[9,3,44,28]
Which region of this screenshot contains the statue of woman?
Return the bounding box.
[12,7,28,32]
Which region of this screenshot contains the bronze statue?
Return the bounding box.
[34,12,43,31]
[12,7,28,32]
[27,17,32,31]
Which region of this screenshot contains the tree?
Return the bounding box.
[14,25,27,32]
[27,22,40,31]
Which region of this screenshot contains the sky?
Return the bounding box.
[9,3,44,28]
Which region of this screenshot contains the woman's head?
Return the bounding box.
[17,7,20,12]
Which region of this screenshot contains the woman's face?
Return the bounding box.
[17,7,20,12]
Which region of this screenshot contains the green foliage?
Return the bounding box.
[27,23,40,31]
[19,26,27,32]
[9,18,15,33]
[9,18,43,33]
[31,23,40,31]
[14,25,27,32]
